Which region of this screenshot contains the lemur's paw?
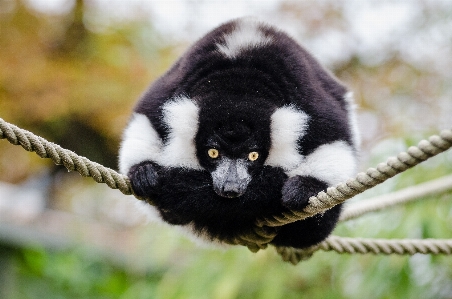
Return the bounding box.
[281,176,311,210]
[128,161,161,198]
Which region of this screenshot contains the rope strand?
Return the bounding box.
[254,128,452,229]
[0,118,133,195]
[340,174,452,222]
[276,236,452,265]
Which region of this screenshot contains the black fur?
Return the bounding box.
[122,18,357,249]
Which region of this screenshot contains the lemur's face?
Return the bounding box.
[195,101,272,198]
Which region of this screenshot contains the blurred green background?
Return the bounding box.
[0,0,451,298]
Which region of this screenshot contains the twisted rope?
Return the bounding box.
[0,118,133,196]
[256,129,452,228]
[241,128,452,249]
[340,173,452,222]
[1,117,452,263]
[238,175,452,253]
[276,236,452,265]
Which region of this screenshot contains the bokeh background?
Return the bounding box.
[1,0,452,298]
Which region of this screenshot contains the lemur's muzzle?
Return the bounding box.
[212,158,251,198]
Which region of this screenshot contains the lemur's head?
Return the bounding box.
[196,98,272,198]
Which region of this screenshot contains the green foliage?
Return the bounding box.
[0,0,176,179]
[0,246,163,299]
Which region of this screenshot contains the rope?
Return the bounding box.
[0,118,133,196]
[239,128,452,249]
[340,173,452,222]
[255,129,452,228]
[1,117,452,263]
[276,236,452,265]
[242,128,452,259]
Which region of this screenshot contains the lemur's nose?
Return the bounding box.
[212,158,250,198]
[221,160,247,197]
[222,179,243,198]
[222,190,241,198]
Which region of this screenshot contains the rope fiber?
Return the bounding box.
[1,117,452,264]
[0,118,133,195]
[276,236,452,265]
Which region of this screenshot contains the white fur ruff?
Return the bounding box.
[217,18,272,59]
[265,106,309,171]
[160,97,202,170]
[287,140,357,186]
[118,96,202,175]
[118,113,162,175]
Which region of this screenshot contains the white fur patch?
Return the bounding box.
[287,140,357,186]
[217,18,273,59]
[119,113,162,175]
[160,97,202,170]
[265,106,310,171]
[344,92,361,150]
[118,96,201,174]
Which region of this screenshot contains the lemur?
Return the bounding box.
[119,17,360,249]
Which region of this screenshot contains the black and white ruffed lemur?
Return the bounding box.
[119,17,360,249]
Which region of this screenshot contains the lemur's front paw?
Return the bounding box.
[128,161,161,198]
[281,175,327,210]
[281,176,309,210]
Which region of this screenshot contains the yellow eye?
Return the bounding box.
[208,148,219,159]
[248,151,259,161]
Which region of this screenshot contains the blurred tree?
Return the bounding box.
[0,0,174,183]
[42,0,90,58]
[277,0,452,143]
